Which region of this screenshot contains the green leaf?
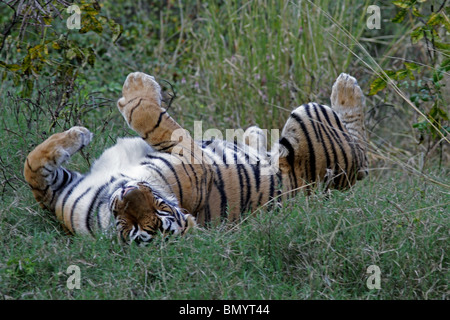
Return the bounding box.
[7,64,21,72]
[434,41,450,51]
[108,19,123,44]
[66,48,77,60]
[369,77,387,95]
[392,1,413,9]
[396,69,409,80]
[442,126,450,136]
[412,121,427,131]
[0,61,21,72]
[437,108,449,121]
[385,70,398,78]
[52,41,61,50]
[84,47,96,67]
[392,9,407,23]
[427,12,443,26]
[441,58,450,71]
[412,6,423,17]
[404,61,420,71]
[21,79,34,98]
[80,15,103,34]
[410,27,424,44]
[80,3,100,16]
[433,70,443,83]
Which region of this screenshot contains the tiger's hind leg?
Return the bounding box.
[330,73,368,180]
[24,126,92,211]
[117,73,189,153]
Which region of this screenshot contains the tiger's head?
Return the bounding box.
[110,181,196,246]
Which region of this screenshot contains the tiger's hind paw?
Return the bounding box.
[117,72,162,112]
[330,73,364,114]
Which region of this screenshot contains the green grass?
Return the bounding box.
[0,0,449,300]
[0,171,448,299]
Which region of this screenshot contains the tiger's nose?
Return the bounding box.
[122,186,137,196]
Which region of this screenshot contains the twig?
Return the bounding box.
[0,1,19,53]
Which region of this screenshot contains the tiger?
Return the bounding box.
[24,72,368,245]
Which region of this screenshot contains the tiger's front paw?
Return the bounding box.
[25,126,92,182]
[117,72,162,115]
[42,126,93,166]
[63,126,93,156]
[330,73,364,112]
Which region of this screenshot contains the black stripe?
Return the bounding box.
[313,106,339,188]
[276,170,283,201]
[127,98,143,124]
[251,162,261,192]
[86,183,110,236]
[60,177,85,231]
[237,164,251,213]
[233,142,239,164]
[157,142,177,152]
[69,187,92,233]
[213,166,228,219]
[269,172,275,202]
[25,158,39,173]
[52,168,72,192]
[319,106,346,187]
[180,162,196,208]
[235,163,243,213]
[140,161,174,195]
[202,140,214,147]
[313,105,335,169]
[187,164,202,211]
[307,103,331,170]
[222,143,228,165]
[279,137,298,190]
[50,168,77,207]
[331,109,356,186]
[142,111,167,141]
[291,109,316,182]
[256,192,263,208]
[146,154,183,204]
[96,176,118,230]
[318,105,349,188]
[50,169,60,186]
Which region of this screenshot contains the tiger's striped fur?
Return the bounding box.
[24,72,368,245]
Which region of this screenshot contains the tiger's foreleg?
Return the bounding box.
[24,126,92,211]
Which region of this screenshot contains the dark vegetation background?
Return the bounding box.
[0,0,448,299]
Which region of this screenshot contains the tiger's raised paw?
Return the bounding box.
[330,73,364,114]
[117,72,162,114]
[63,126,93,156]
[27,126,92,169]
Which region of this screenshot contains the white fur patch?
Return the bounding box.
[90,137,152,174]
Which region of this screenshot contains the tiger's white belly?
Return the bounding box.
[54,135,266,235]
[54,137,163,235]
